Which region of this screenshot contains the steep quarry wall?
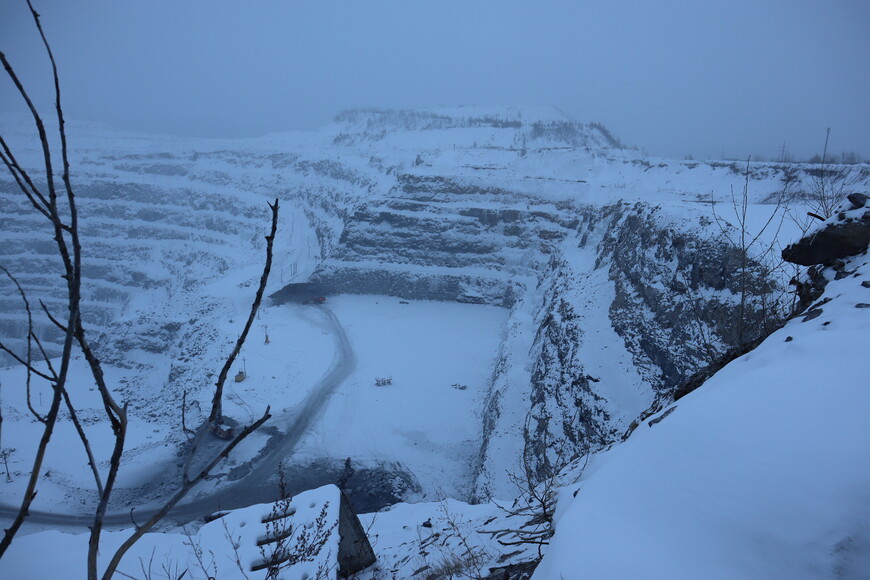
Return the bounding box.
[282,167,793,499]
[307,174,579,305]
[473,201,789,498]
[0,130,376,369]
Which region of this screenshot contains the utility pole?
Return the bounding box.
[822,127,831,164]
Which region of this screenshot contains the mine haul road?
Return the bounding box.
[0,304,356,530]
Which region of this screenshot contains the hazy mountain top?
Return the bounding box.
[329,105,622,149]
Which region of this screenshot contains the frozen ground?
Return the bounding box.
[292,295,509,500]
[0,295,507,522]
[0,298,333,514]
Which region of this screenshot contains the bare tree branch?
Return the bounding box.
[208,198,279,426]
[59,387,103,497]
[29,330,56,379]
[1,7,279,574]
[0,383,64,555]
[0,265,49,421]
[0,6,82,557]
[39,299,68,333]
[101,407,272,580]
[0,341,54,383]
[0,52,58,207]
[88,402,127,580]
[0,140,51,218]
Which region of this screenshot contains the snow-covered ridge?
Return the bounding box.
[328,105,622,150]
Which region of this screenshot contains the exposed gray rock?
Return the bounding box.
[485,560,538,580]
[524,255,615,480]
[782,207,870,266]
[597,202,784,389]
[648,406,677,427]
[848,192,868,208]
[477,200,789,492]
[802,308,824,322]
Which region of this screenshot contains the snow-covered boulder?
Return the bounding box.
[783,194,870,266]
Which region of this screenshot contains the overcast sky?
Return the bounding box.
[2,0,868,161]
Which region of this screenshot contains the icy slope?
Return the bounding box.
[535,252,870,579]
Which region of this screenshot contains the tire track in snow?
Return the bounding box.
[0,304,355,529]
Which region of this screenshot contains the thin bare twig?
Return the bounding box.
[208,198,279,425]
[101,407,272,580]
[0,341,54,383]
[0,265,48,421]
[1,8,279,575]
[0,141,51,218]
[39,299,68,333]
[29,330,56,378]
[221,518,251,580]
[59,387,103,496]
[0,4,83,558]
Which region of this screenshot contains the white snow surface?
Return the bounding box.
[0,485,342,580]
[291,295,509,499]
[535,253,870,579]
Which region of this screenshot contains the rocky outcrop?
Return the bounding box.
[597,202,784,390]
[523,256,616,481]
[306,174,579,304]
[476,200,791,495]
[783,195,870,314]
[782,200,870,266]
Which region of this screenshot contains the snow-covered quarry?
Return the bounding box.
[1,107,868,578]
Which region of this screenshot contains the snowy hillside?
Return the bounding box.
[536,249,870,579]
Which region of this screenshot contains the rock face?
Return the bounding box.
[472,200,791,497]
[307,173,582,306]
[598,202,781,387]
[782,198,870,315]
[782,206,870,266]
[523,255,619,481]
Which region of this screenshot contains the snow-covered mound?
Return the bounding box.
[1,485,345,580]
[535,251,870,579]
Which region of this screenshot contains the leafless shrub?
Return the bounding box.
[182,525,217,579]
[711,157,790,347]
[253,469,337,579]
[220,517,251,580]
[484,419,588,562]
[254,501,335,579]
[433,501,492,580]
[808,128,848,220]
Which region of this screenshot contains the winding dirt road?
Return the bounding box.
[0,304,355,529]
